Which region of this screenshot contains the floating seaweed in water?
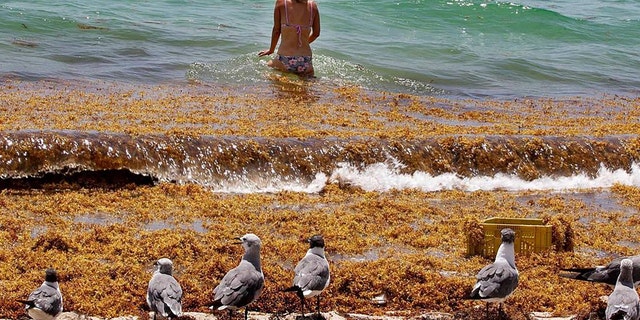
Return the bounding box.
[77,23,109,31]
[12,38,38,47]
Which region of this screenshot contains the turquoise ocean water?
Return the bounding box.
[1,0,639,98]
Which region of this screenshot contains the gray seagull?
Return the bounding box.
[466,228,519,318]
[283,235,330,317]
[211,233,264,320]
[560,255,640,288]
[605,258,640,320]
[17,268,63,320]
[147,258,183,319]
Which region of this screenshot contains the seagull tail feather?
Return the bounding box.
[560,267,597,274]
[462,285,483,300]
[16,300,36,308]
[558,269,596,281]
[610,309,628,320]
[463,292,480,300]
[283,285,305,301]
[208,299,223,311]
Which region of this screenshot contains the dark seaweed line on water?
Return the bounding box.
[0,130,637,190]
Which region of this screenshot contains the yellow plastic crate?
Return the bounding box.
[467,217,552,258]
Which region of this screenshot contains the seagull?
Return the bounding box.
[211,233,264,320]
[17,268,63,320]
[560,255,640,288]
[147,258,183,319]
[466,228,519,319]
[605,258,640,320]
[283,235,330,317]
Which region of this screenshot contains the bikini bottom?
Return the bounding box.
[277,55,313,74]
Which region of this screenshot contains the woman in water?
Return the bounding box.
[258,0,320,77]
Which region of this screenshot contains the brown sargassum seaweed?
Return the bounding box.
[2,184,640,319]
[1,80,640,319]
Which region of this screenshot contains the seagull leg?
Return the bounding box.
[300,296,306,318]
[244,307,248,320]
[316,296,321,317]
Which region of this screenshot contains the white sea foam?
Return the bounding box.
[211,172,328,194]
[328,162,640,192]
[207,162,640,194]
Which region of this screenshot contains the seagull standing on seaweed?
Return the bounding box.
[466,228,519,319]
[605,258,640,320]
[147,258,183,319]
[560,255,640,288]
[17,268,63,320]
[210,233,264,320]
[283,234,330,318]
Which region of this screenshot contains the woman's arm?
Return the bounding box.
[308,2,320,44]
[259,0,283,56]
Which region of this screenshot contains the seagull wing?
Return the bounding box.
[214,262,264,309]
[161,277,183,316]
[294,254,330,292]
[26,284,62,316]
[561,255,640,287]
[470,261,518,300]
[148,274,183,317]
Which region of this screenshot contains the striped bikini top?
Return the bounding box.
[281,0,314,47]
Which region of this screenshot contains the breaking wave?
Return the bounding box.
[1,130,638,193]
